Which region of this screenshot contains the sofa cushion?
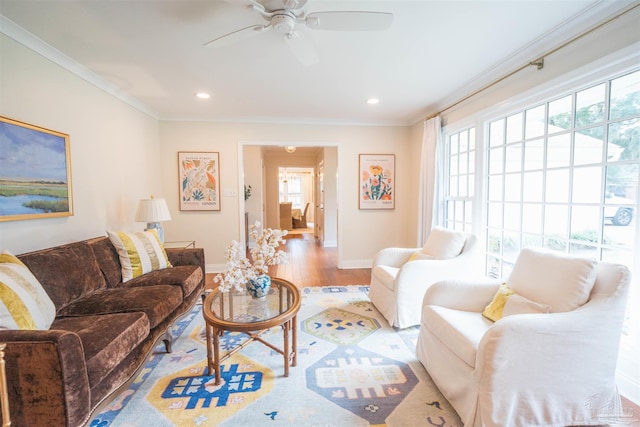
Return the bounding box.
[0,250,56,330]
[57,285,182,329]
[372,265,399,291]
[421,227,466,260]
[125,265,203,298]
[423,305,492,368]
[87,236,123,287]
[18,241,108,311]
[507,248,598,313]
[52,312,150,388]
[107,230,172,282]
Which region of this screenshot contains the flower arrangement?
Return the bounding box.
[214,222,288,292]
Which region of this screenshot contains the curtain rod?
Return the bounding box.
[425,2,640,121]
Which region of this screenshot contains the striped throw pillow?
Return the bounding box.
[0,250,56,330]
[107,229,172,282]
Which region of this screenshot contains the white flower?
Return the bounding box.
[214,222,288,292]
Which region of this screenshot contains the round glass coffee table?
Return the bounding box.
[201,277,301,385]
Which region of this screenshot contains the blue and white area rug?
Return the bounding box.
[90,286,462,427]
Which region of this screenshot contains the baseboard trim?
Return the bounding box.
[338,259,372,269]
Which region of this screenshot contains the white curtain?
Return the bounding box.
[417,116,442,246]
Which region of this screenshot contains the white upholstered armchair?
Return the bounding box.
[369,228,480,328]
[416,247,631,427]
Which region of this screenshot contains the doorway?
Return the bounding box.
[279,166,314,230]
[240,143,338,254]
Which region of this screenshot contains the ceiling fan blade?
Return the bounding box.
[204,24,269,48]
[305,11,393,31]
[284,31,319,67]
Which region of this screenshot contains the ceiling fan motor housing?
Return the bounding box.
[271,13,296,34]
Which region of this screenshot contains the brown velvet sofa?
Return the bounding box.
[0,236,205,427]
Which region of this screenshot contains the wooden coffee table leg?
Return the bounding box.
[205,323,213,376]
[283,322,290,377]
[213,326,221,385]
[292,315,297,367]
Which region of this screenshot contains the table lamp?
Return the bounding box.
[135,196,171,243]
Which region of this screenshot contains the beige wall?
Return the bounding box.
[0,35,161,254]
[0,35,415,271]
[158,122,413,271]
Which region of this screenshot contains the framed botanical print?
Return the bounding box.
[0,116,73,222]
[178,151,220,211]
[359,154,395,210]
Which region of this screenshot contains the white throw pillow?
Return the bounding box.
[507,248,597,313]
[0,250,56,330]
[107,230,172,282]
[421,227,466,260]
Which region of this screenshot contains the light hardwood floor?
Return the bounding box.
[205,229,371,289]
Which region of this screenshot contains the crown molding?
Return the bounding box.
[0,14,159,119]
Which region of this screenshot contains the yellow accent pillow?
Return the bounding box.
[483,283,552,322]
[0,250,56,330]
[482,283,515,322]
[107,229,172,282]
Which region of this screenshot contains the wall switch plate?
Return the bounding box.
[223,189,238,197]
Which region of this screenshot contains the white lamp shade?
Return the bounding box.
[135,197,171,222]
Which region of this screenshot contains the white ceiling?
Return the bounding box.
[0,0,635,125]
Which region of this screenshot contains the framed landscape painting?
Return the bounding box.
[359,154,395,210]
[178,151,220,211]
[0,116,73,222]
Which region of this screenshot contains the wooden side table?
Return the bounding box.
[164,240,196,249]
[201,278,301,385]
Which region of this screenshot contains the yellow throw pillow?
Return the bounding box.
[482,283,514,322]
[0,250,56,330]
[107,229,172,282]
[483,283,552,322]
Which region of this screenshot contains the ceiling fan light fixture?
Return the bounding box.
[272,13,295,34]
[285,146,296,153]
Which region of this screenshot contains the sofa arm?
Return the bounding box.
[166,247,205,279]
[372,247,420,268]
[0,329,91,427]
[423,279,502,312]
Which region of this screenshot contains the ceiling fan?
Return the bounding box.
[204,0,393,65]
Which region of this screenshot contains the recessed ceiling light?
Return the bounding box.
[367,98,380,105]
[195,92,210,99]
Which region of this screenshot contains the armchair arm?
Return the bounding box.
[475,296,626,418]
[372,247,420,268]
[0,329,91,427]
[422,279,502,312]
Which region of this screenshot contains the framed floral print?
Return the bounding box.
[178,151,220,211]
[0,116,73,222]
[359,154,395,210]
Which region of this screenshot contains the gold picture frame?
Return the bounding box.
[359,153,395,210]
[178,151,221,211]
[0,116,73,222]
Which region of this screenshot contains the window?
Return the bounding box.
[278,169,301,207]
[484,70,639,279]
[444,127,475,232]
